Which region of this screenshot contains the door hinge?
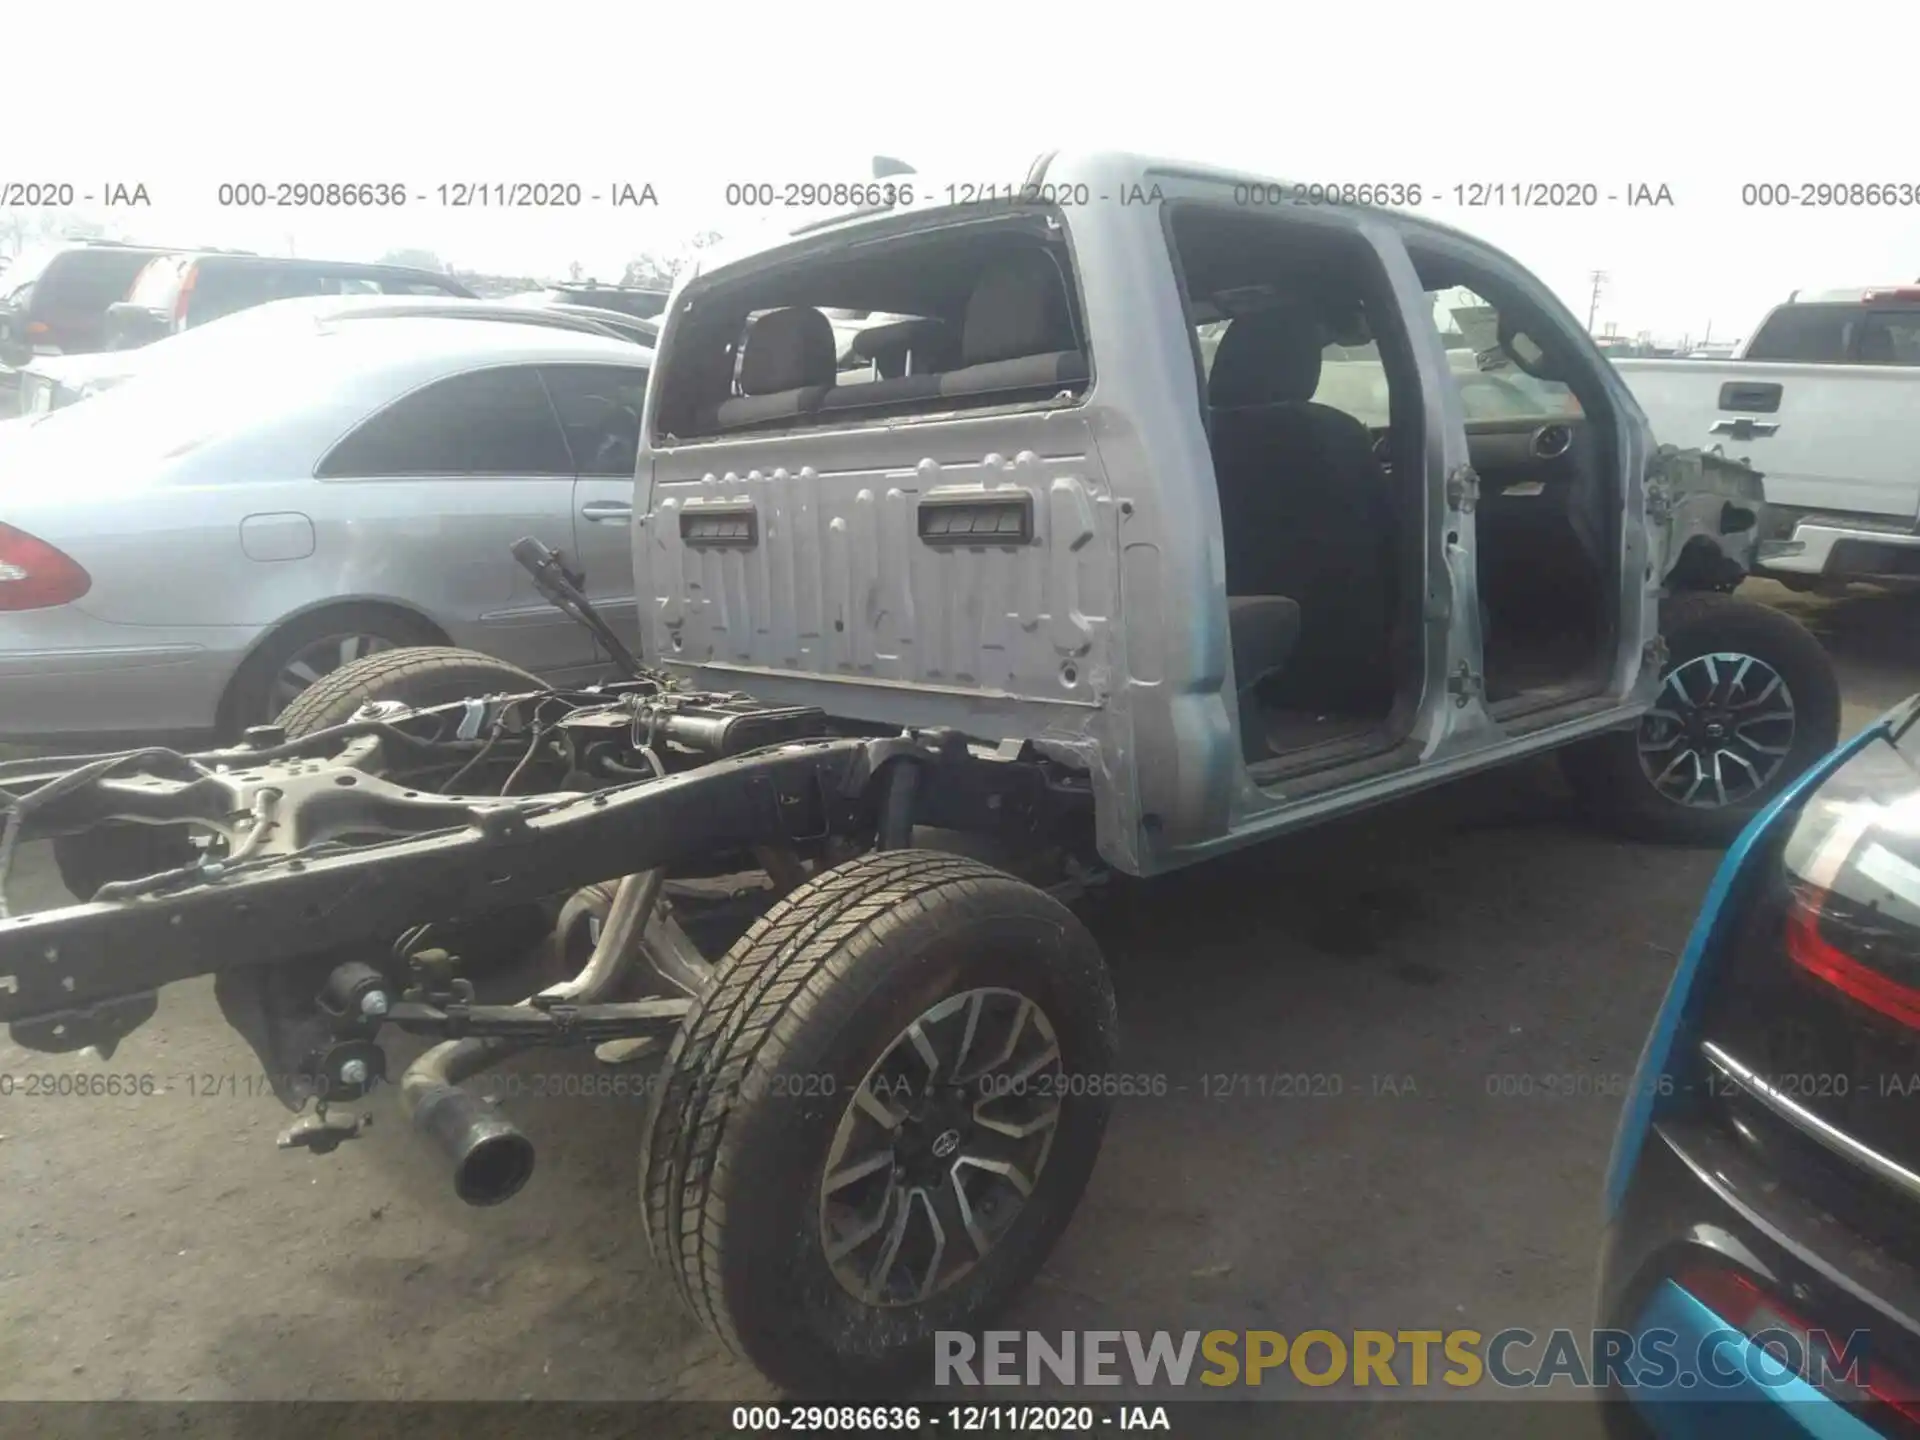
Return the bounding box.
[1447,662,1483,707]
[1643,635,1670,672]
[1446,465,1480,513]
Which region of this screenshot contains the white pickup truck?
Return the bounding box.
[1613,286,1920,587]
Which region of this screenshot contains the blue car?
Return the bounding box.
[1602,695,1920,1437]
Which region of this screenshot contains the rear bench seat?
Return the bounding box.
[932,249,1088,398]
[710,250,1089,433]
[708,305,839,429]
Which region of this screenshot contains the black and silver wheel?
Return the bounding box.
[1564,593,1840,843]
[641,849,1117,1395]
[821,986,1066,1307]
[1635,651,1795,810]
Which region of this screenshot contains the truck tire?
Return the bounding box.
[224,605,448,735]
[275,646,545,739]
[1562,593,1840,844]
[641,848,1118,1395]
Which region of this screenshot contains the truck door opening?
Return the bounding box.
[1406,258,1618,714]
[1169,206,1427,769]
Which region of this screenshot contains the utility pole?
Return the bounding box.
[1585,270,1608,333]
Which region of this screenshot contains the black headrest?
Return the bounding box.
[1208,307,1325,407]
[961,251,1076,366]
[739,307,836,395]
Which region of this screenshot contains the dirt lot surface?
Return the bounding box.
[2,582,1915,1426]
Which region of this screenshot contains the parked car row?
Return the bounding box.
[500,280,671,321]
[5,295,657,421]
[100,251,477,349]
[0,240,477,369]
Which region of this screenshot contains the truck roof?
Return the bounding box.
[1789,285,1920,304]
[690,150,1489,283]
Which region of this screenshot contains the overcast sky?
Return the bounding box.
[7,2,1915,344]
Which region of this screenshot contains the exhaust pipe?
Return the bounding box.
[398,869,663,1205]
[407,1079,536,1206]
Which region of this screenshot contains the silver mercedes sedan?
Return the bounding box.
[0,313,649,745]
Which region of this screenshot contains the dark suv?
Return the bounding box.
[104,253,475,350]
[0,241,179,366]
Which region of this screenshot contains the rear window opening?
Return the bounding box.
[652,215,1089,442]
[1745,304,1860,363]
[1740,302,1920,365]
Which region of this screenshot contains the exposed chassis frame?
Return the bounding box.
[0,694,1086,1062]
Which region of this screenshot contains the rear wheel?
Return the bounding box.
[641,849,1118,1394]
[278,645,558,978]
[1563,593,1840,843]
[223,607,452,736]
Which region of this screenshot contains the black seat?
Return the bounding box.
[936,250,1088,399]
[711,306,837,429]
[1207,306,1397,716]
[817,319,959,416]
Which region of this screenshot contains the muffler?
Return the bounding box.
[397,869,663,1206]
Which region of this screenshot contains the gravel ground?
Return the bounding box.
[0,581,1914,1423]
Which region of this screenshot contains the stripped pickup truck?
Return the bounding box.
[0,152,1840,1395]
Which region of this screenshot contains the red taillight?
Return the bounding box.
[0,523,91,610]
[173,263,197,330]
[1787,890,1920,1030]
[1679,1264,1920,1421]
[1781,807,1920,1032]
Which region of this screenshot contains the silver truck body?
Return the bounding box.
[631,152,1760,876]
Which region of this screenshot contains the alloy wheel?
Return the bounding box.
[1637,651,1797,809]
[819,987,1063,1307]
